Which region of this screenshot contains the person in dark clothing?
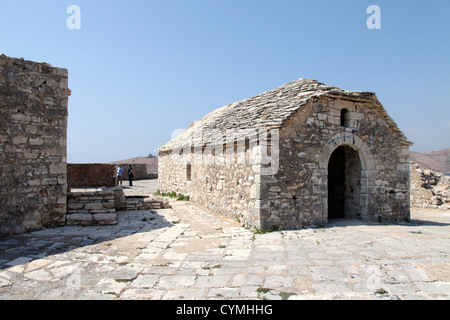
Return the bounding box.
[127,165,134,186]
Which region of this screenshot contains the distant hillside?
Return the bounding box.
[110,157,158,173]
[410,148,450,173]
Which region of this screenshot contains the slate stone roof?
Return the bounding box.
[157,78,412,152]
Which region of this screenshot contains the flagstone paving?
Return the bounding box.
[0,181,449,300]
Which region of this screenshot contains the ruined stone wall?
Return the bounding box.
[67,163,116,188]
[0,55,69,236]
[410,162,450,210]
[259,98,411,229]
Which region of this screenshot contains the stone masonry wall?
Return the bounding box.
[67,163,116,188]
[158,149,259,227]
[259,98,410,229]
[67,188,119,226]
[0,55,69,236]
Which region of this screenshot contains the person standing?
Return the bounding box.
[127,164,134,186]
[116,165,124,186]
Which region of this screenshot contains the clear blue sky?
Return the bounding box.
[1,0,449,163]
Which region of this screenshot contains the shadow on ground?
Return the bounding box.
[323,214,450,229]
[0,209,174,271]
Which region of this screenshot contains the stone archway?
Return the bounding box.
[319,132,376,222]
[327,145,362,219]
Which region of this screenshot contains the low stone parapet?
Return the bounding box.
[66,186,170,226]
[67,188,119,226]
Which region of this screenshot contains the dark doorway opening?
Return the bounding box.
[328,146,362,220]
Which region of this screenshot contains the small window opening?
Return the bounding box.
[245,138,250,151]
[186,164,192,181]
[341,109,349,127]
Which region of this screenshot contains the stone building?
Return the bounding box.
[0,55,69,236]
[157,79,413,230]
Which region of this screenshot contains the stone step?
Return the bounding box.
[124,196,170,211]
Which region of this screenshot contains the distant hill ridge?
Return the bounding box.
[409,148,450,173]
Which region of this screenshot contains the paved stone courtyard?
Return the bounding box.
[0,180,449,300]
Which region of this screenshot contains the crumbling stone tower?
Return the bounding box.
[0,55,70,236]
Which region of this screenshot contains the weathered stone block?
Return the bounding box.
[49,163,66,175]
[90,210,109,214]
[66,214,93,225]
[103,202,116,209]
[93,213,117,225]
[84,202,104,211]
[29,137,44,146]
[68,202,83,210]
[42,178,58,186]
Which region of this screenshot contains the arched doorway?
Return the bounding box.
[327,145,362,219]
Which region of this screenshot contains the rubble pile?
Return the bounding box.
[410,162,450,211]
